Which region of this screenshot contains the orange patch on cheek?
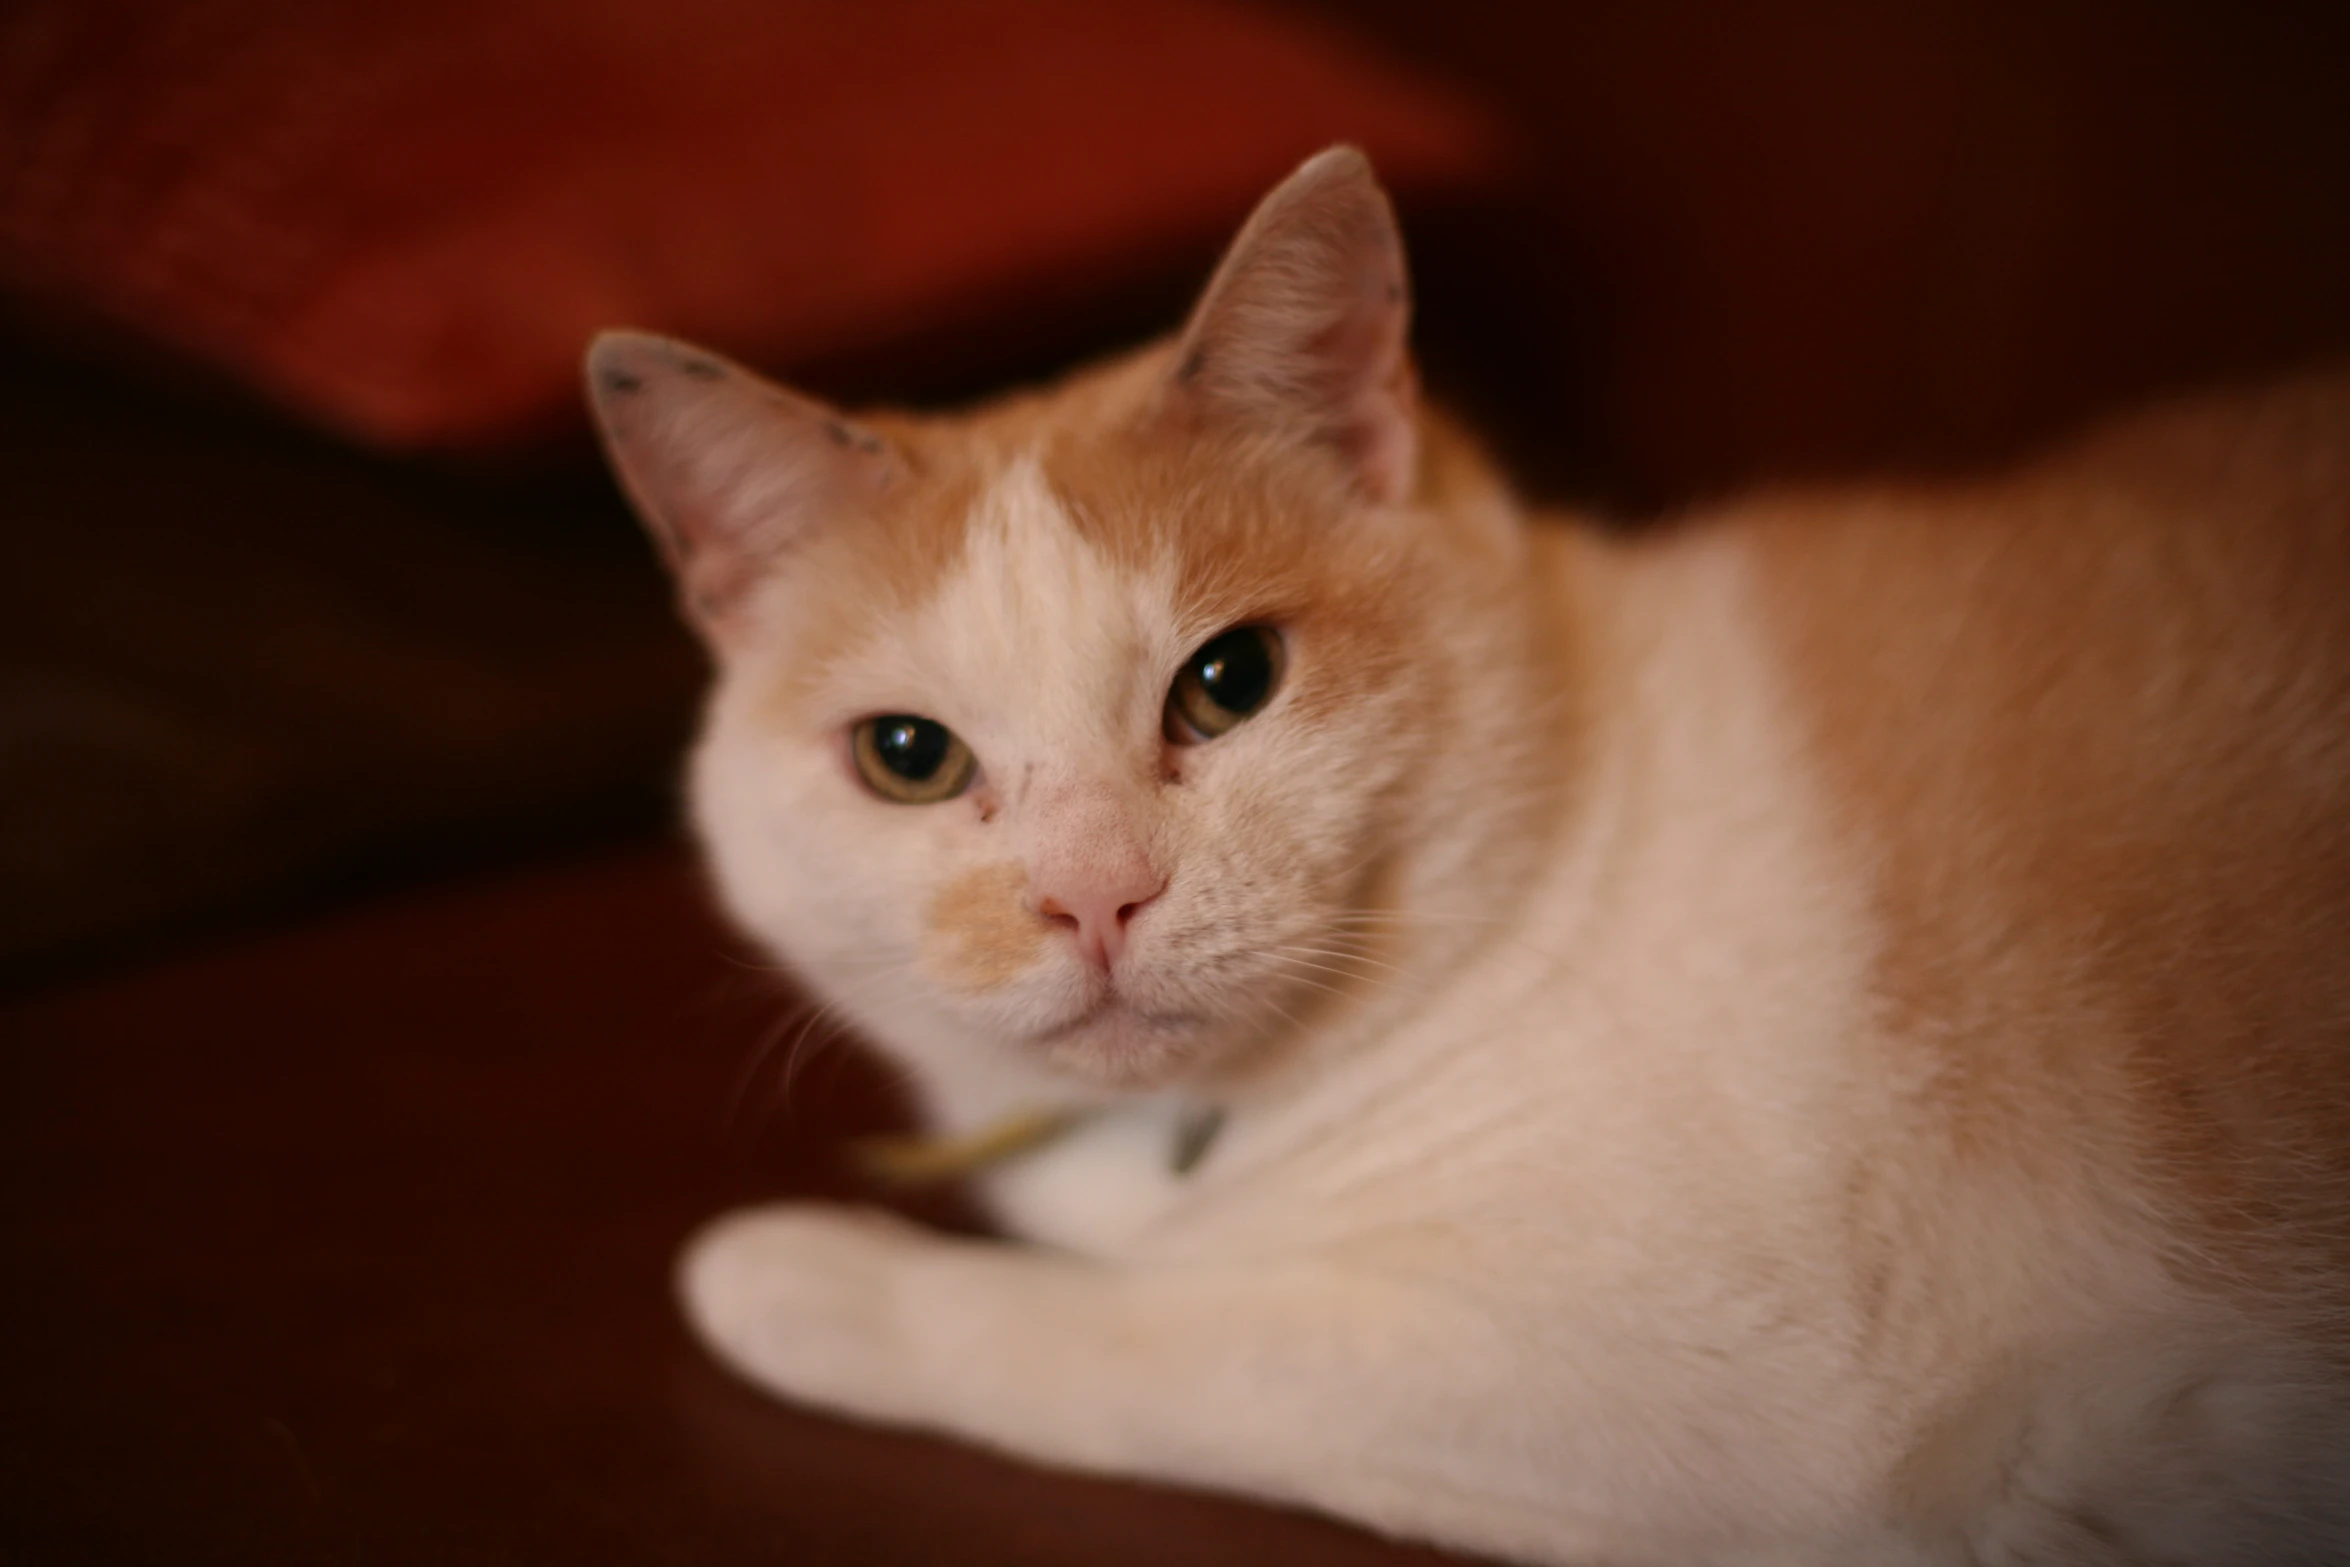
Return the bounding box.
[923,860,1046,991]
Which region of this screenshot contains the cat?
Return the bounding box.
[584,148,2350,1566]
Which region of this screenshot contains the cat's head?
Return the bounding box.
[587,149,1547,1094]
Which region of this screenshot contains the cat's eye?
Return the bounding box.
[1165,626,1284,743]
[852,715,977,804]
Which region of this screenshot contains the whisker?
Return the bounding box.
[1277,942,1420,981]
[722,1008,801,1144]
[1324,910,1568,971]
[776,996,855,1102]
[1266,951,1397,994]
[1240,988,1311,1044]
[1323,909,1511,928]
[1262,969,1354,1002]
[722,965,907,1150]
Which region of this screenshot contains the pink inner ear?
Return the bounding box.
[586,331,893,634]
[1170,148,1420,505]
[1321,272,1419,505]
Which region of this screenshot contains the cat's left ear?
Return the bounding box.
[1165,146,1417,505]
[585,331,895,641]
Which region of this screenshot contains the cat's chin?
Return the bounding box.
[1024,998,1216,1091]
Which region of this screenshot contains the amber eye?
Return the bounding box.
[852,715,977,803]
[1165,626,1284,743]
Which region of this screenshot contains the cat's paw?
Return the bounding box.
[677,1203,932,1423]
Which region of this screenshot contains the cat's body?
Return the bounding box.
[588,151,2350,1565]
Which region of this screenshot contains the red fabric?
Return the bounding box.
[0,0,1504,450]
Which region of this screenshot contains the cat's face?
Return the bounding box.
[700,394,1450,1088]
[590,149,1521,1091]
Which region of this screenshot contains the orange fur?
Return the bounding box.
[1749,375,2350,1340]
[923,859,1048,991]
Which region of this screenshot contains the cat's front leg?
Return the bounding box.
[678,1203,1556,1556]
[679,1205,952,1429]
[677,1201,1371,1470]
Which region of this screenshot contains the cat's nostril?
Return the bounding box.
[1035,879,1164,969]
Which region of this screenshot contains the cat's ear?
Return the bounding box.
[1166,146,1416,504]
[585,331,895,638]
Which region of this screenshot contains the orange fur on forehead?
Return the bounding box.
[750,348,1165,708]
[1042,419,1435,722]
[757,339,1450,724]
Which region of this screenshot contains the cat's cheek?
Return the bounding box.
[677,1204,931,1425]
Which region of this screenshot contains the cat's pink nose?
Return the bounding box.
[1037,871,1164,970]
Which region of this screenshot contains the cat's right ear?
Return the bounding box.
[585,332,895,641]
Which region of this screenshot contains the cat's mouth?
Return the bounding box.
[1033,995,1204,1045]
[1028,994,1209,1086]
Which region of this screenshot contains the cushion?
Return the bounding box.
[0,0,1506,450]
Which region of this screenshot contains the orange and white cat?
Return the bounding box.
[586,149,2350,1565]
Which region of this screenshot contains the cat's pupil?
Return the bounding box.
[1193,629,1274,715]
[874,716,950,780]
